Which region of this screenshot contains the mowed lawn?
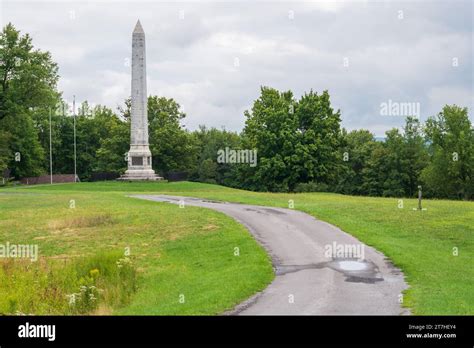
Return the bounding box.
[2,181,473,315]
[0,184,273,315]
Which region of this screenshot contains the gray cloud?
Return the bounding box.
[2,0,472,136]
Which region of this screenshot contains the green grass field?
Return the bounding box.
[1,181,473,315]
[0,182,273,315]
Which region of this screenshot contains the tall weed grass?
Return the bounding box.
[0,251,137,315]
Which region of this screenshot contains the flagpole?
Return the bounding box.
[49,107,53,185]
[73,95,77,182]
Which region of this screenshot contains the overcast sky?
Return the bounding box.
[2,0,472,135]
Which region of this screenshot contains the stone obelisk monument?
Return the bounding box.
[120,20,160,180]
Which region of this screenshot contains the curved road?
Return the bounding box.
[131,194,410,315]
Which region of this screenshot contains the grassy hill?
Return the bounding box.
[1,181,473,314]
[0,182,273,315]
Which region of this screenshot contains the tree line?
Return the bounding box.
[1,23,472,199]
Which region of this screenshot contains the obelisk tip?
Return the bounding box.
[133,20,144,34]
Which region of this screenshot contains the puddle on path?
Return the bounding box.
[275,258,384,284]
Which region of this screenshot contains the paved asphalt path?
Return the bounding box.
[131,194,410,315]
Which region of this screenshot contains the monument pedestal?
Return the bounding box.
[118,170,162,181]
[118,146,163,181]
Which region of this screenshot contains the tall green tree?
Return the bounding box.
[400,116,429,196]
[239,87,296,191]
[0,130,11,175]
[191,125,240,185]
[361,118,429,197]
[295,90,343,187]
[147,96,196,176]
[422,105,473,199]
[240,87,342,192]
[95,96,197,178]
[337,129,377,195]
[0,23,59,178]
[74,104,121,179]
[95,114,129,174]
[361,141,392,196]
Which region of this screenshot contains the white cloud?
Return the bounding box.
[428,86,473,115]
[2,0,472,137]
